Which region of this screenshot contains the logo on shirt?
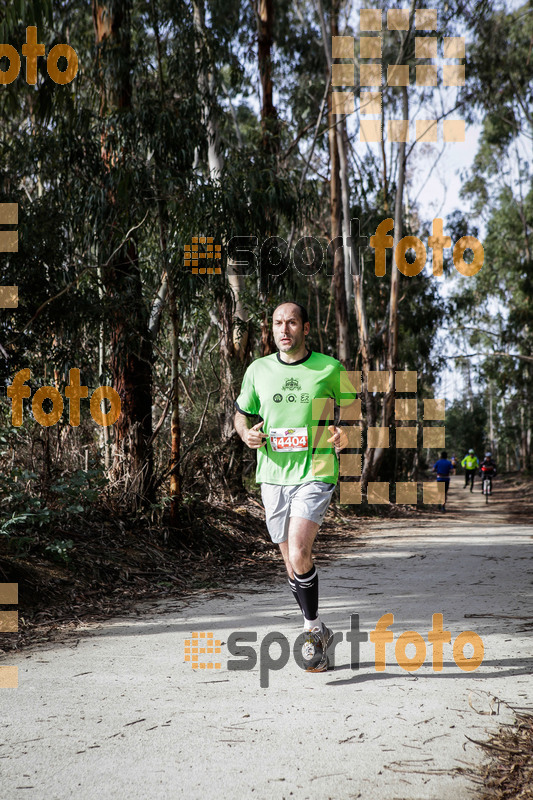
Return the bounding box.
[282,378,301,391]
[273,393,283,403]
[300,393,310,403]
[287,394,297,403]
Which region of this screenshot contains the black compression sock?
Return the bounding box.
[288,578,303,612]
[293,566,319,622]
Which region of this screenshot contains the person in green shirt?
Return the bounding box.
[461,449,479,491]
[234,301,350,673]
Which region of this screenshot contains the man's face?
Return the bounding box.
[272,304,310,354]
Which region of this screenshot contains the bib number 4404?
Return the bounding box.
[278,435,307,450]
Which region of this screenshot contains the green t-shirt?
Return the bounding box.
[235,350,350,486]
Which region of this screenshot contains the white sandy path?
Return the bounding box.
[1,475,532,800]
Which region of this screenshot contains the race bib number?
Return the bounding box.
[269,427,308,452]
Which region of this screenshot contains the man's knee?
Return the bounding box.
[289,543,312,573]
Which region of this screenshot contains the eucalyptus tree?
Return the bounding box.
[451,0,533,469]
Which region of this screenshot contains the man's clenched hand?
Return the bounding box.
[327,425,348,451]
[246,421,268,449]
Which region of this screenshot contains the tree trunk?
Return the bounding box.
[318,0,349,365]
[192,0,248,493]
[168,285,181,523]
[257,0,279,151]
[92,0,154,507]
[328,98,349,366]
[370,85,408,478]
[255,0,279,354]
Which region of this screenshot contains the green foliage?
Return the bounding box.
[445,397,489,463]
[0,0,529,510]
[0,467,105,558]
[44,538,74,564]
[0,0,52,40]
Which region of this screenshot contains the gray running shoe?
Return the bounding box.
[303,623,333,672]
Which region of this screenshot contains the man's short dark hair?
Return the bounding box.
[273,301,309,326]
[441,451,447,458]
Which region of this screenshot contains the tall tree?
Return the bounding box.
[92,0,154,506]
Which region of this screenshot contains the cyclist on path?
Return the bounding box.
[480,452,497,494]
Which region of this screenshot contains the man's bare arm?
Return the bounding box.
[234,411,252,444]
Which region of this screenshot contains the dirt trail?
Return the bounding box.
[1,474,532,800]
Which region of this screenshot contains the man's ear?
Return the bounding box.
[304,321,311,336]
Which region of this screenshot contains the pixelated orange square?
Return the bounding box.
[443,65,465,86]
[344,427,362,448]
[416,119,438,143]
[396,427,417,448]
[360,64,382,87]
[387,8,409,29]
[312,453,335,478]
[340,482,362,504]
[423,482,445,504]
[332,36,354,58]
[387,65,409,86]
[332,91,355,115]
[416,65,438,86]
[388,120,409,142]
[0,583,17,604]
[415,9,437,29]
[340,454,362,477]
[0,612,19,632]
[360,37,382,59]
[367,427,389,448]
[395,399,417,420]
[424,398,445,420]
[395,371,417,392]
[423,427,445,448]
[396,482,417,504]
[311,426,330,448]
[415,37,437,59]
[443,120,465,142]
[367,482,389,504]
[312,398,334,422]
[360,119,382,142]
[0,666,18,688]
[339,398,362,421]
[340,371,362,394]
[443,37,465,58]
[360,91,382,115]
[367,370,390,392]
[332,63,355,86]
[360,9,382,31]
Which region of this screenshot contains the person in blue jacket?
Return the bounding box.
[433,450,454,512]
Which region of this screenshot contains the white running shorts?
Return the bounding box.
[260,481,335,544]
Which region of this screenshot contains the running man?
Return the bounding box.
[461,449,479,491]
[432,450,453,512]
[234,302,349,673]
